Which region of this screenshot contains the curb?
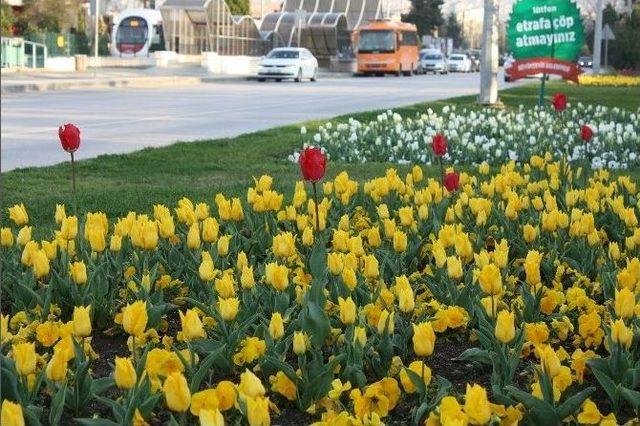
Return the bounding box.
[1,72,354,94]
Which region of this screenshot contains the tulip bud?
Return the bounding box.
[338,297,356,325]
[298,146,327,182]
[8,204,29,226]
[114,356,137,389]
[240,266,255,289]
[179,309,205,342]
[269,312,285,340]
[217,236,230,256]
[614,288,635,319]
[12,342,37,376]
[60,216,78,240]
[377,310,395,335]
[72,305,92,338]
[218,297,239,321]
[293,331,307,355]
[58,123,81,153]
[1,400,25,426]
[163,372,191,412]
[1,228,14,247]
[110,235,122,252]
[478,263,502,295]
[187,223,201,250]
[69,261,87,285]
[16,226,32,247]
[46,352,68,382]
[412,322,435,356]
[495,310,516,344]
[122,301,148,337]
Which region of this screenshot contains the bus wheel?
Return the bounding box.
[395,67,402,77]
[403,65,413,76]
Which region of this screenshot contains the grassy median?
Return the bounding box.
[3,80,639,231]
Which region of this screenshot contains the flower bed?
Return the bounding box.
[1,157,639,425]
[291,104,639,169]
[578,74,640,87]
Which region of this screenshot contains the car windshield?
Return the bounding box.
[267,50,299,59]
[424,54,442,60]
[116,17,148,44]
[450,55,465,61]
[358,30,395,53]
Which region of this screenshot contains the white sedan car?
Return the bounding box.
[257,48,319,82]
[448,53,473,72]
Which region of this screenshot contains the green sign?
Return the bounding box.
[507,0,584,61]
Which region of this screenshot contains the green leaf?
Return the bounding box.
[457,347,492,366]
[91,377,115,396]
[49,383,67,426]
[74,419,120,426]
[590,367,621,410]
[301,301,330,348]
[556,387,595,419]
[505,385,559,425]
[190,345,225,392]
[620,387,640,412]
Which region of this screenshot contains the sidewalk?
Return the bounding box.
[1,65,351,94]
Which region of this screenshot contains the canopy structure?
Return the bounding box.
[260,0,382,57]
[160,0,283,56]
[160,0,381,57]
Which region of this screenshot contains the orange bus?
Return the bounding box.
[354,20,420,76]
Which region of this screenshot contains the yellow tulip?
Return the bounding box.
[246,396,270,426]
[36,321,60,347]
[446,256,463,280]
[238,369,266,398]
[464,384,491,425]
[538,345,561,378]
[524,250,543,288]
[338,297,356,325]
[293,331,307,355]
[611,319,633,349]
[72,305,92,338]
[114,356,137,390]
[110,235,122,252]
[187,223,201,249]
[377,310,395,335]
[202,217,219,243]
[16,226,32,246]
[31,249,50,278]
[8,204,29,226]
[69,261,87,285]
[200,409,225,426]
[179,309,205,341]
[439,396,468,425]
[55,204,66,224]
[614,288,635,319]
[217,235,230,256]
[1,399,25,426]
[412,322,435,356]
[60,216,78,240]
[240,266,255,289]
[363,255,379,279]
[392,230,408,253]
[41,240,57,260]
[1,228,14,246]
[265,263,289,291]
[163,372,191,412]
[523,224,538,243]
[272,232,296,258]
[199,252,216,282]
[477,263,502,295]
[12,342,37,376]
[122,301,148,337]
[495,310,516,344]
[268,313,285,340]
[301,227,314,246]
[399,360,431,394]
[218,297,240,321]
[353,326,367,347]
[46,352,68,382]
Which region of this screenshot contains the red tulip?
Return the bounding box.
[432,133,448,157]
[58,123,81,153]
[298,146,327,182]
[443,171,460,192]
[552,93,567,112]
[580,124,593,142]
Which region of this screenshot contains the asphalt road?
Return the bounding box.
[1,72,520,171]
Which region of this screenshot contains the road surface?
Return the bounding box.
[1,72,522,171]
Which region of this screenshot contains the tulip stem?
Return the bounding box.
[312,181,320,232]
[439,157,444,199]
[70,151,78,217]
[132,335,137,365]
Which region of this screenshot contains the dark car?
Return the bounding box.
[578,56,593,68]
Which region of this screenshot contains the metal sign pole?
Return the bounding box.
[94,0,100,77]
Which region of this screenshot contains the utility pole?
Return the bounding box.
[479,0,499,105]
[592,0,603,74]
[94,0,100,66]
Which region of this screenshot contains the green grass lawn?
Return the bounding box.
[3,81,639,231]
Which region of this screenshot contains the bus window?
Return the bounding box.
[358,30,395,53]
[401,31,418,46]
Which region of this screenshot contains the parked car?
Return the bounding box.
[467,49,481,71]
[419,49,448,74]
[257,48,318,82]
[578,56,593,68]
[448,53,472,72]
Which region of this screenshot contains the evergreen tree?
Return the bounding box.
[402,0,444,37]
[440,13,462,47]
[226,0,251,15]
